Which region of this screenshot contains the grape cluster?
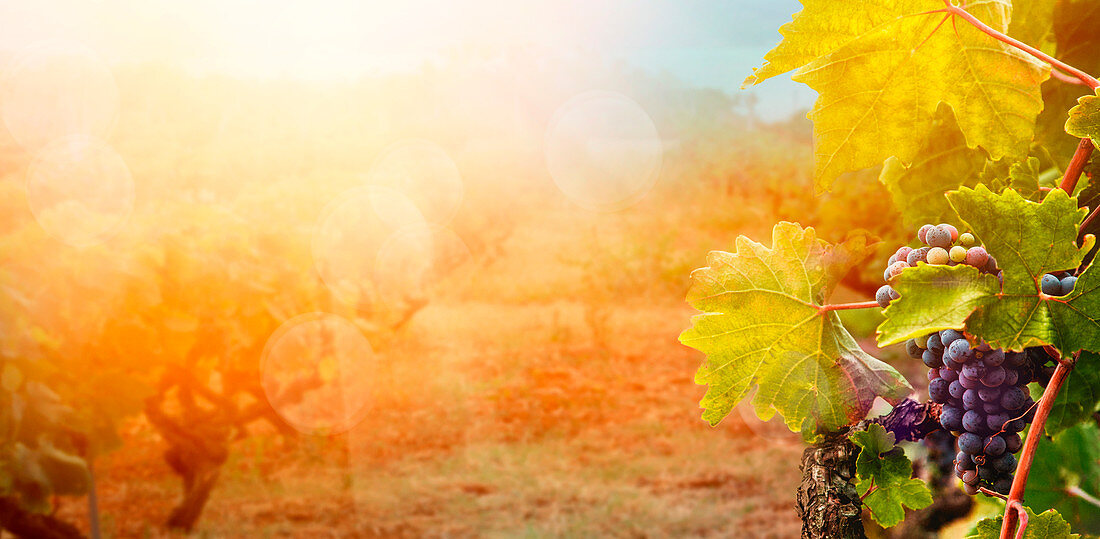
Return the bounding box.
[877,223,1042,496]
[876,223,1000,308]
[912,332,1035,494]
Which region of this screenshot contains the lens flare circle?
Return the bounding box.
[312,185,429,303]
[25,135,134,248]
[374,224,472,303]
[545,91,662,212]
[1,40,119,153]
[260,312,375,435]
[366,139,464,225]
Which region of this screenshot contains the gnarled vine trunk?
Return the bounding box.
[797,431,865,539]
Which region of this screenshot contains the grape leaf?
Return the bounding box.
[876,264,999,346]
[877,186,1100,354]
[1045,351,1100,437]
[1066,89,1100,148]
[850,424,933,527]
[681,223,911,436]
[967,507,1078,538]
[746,0,1048,191]
[879,110,985,230]
[948,186,1087,295]
[1007,157,1044,201]
[1027,423,1100,534]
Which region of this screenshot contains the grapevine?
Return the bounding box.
[684,1,1100,537]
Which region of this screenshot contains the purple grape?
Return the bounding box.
[929,378,950,403]
[959,374,981,389]
[978,387,1001,402]
[963,389,982,410]
[940,368,959,382]
[981,365,1006,387]
[958,432,983,454]
[1000,387,1027,410]
[949,380,966,399]
[987,413,1010,432]
[962,410,985,433]
[941,405,964,431]
[984,435,1006,456]
[983,350,1005,367]
[923,350,943,368]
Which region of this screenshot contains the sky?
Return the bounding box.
[0,0,815,120]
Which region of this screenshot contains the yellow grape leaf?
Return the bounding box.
[748,0,1048,191]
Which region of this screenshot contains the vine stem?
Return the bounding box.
[817,300,880,313]
[998,357,1075,539]
[1060,139,1095,194]
[941,1,1100,90]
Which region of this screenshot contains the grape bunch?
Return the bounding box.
[876,223,1000,309]
[876,223,1044,496]
[912,332,1036,494]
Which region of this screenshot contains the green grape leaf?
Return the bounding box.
[948,186,1087,295]
[748,0,1048,191]
[1045,351,1100,437]
[877,186,1100,354]
[1027,423,1100,534]
[876,264,999,346]
[968,507,1078,538]
[879,110,985,230]
[850,424,933,527]
[681,223,911,436]
[1066,89,1100,147]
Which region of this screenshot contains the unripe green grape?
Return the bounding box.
[927,247,949,265]
[949,245,967,263]
[959,232,975,246]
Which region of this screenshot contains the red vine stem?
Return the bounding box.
[999,358,1075,539]
[1060,139,1095,194]
[1005,500,1029,539]
[817,301,880,314]
[942,1,1100,90]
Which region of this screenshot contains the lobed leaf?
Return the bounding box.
[876,264,998,346]
[850,424,933,527]
[1065,89,1100,148]
[749,0,1048,191]
[967,507,1078,538]
[681,223,911,436]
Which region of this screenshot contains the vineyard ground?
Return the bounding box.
[54,307,805,536]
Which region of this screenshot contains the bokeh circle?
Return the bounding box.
[260,312,376,435]
[25,135,134,248]
[312,185,429,303]
[545,91,663,212]
[1,40,119,153]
